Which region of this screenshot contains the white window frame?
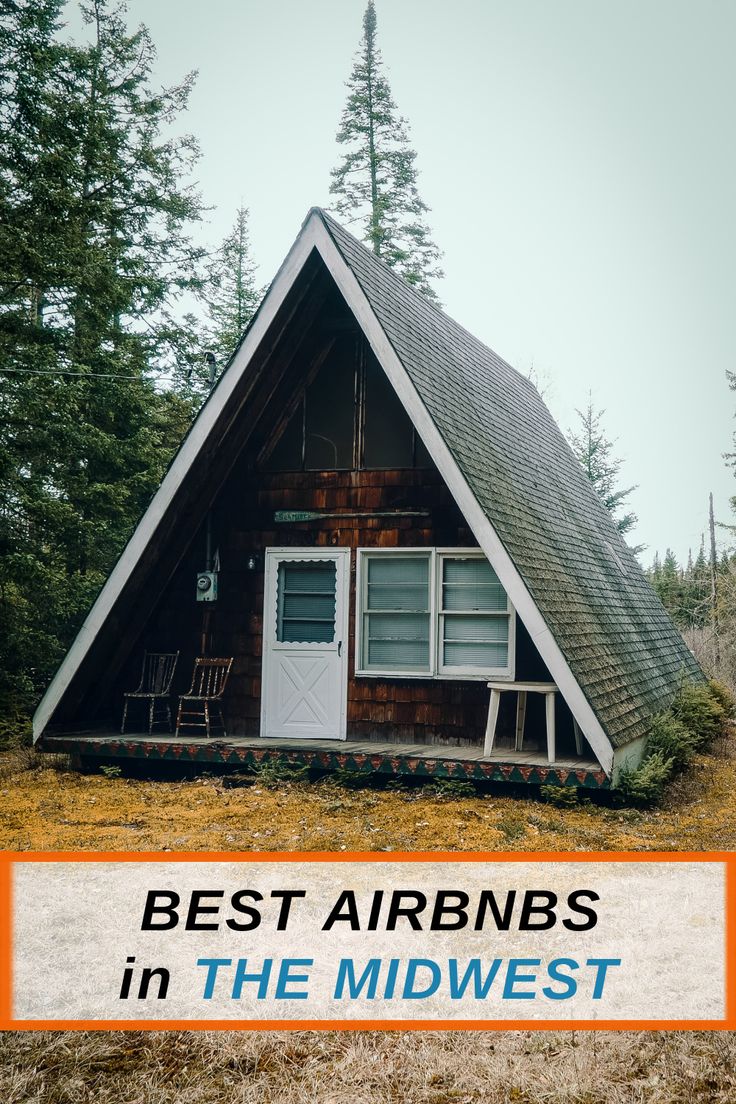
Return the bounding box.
[436,549,516,679]
[355,548,516,681]
[356,548,435,678]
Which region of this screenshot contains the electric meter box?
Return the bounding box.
[195,571,218,602]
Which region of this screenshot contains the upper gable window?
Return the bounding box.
[266,397,304,470]
[262,340,431,472]
[363,355,414,468]
[304,345,355,469]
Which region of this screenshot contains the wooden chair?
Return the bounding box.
[175,657,234,739]
[121,651,179,736]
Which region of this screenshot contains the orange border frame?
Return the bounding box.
[0,850,732,1032]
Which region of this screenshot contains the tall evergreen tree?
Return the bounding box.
[0,0,205,712]
[203,206,262,369]
[329,0,443,300]
[656,549,683,617]
[568,396,638,540]
[647,540,715,630]
[690,538,712,626]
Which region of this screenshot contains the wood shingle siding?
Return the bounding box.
[109,464,578,753]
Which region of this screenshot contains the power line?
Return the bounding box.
[0,365,191,382]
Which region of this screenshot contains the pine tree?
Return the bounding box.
[568,396,638,539]
[654,549,684,620]
[690,538,711,627]
[0,0,205,711]
[203,206,262,369]
[329,0,443,300]
[646,544,716,629]
[650,552,661,584]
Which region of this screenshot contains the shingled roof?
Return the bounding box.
[315,209,703,752]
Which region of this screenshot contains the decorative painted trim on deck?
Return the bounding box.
[40,737,610,790]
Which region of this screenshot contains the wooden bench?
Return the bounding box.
[484,681,584,763]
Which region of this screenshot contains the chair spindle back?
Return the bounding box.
[189,657,233,700]
[139,651,179,695]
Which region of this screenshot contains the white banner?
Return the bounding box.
[10,856,727,1024]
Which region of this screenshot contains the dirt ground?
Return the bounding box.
[2,741,734,1103]
[1,735,735,852]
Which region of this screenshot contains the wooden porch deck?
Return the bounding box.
[40,731,609,789]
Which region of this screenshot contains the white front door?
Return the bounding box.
[261,548,350,740]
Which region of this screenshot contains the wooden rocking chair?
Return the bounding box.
[121,651,179,736]
[175,657,233,739]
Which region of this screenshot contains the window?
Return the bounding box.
[304,348,355,469]
[362,554,431,672]
[262,339,431,471]
[439,557,510,673]
[277,561,337,643]
[264,338,356,472]
[267,397,304,470]
[356,549,514,678]
[362,354,415,468]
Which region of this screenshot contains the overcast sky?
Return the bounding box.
[64,0,736,564]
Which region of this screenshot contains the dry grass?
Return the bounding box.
[2,742,735,1102]
[1,735,736,853]
[2,1028,735,1103]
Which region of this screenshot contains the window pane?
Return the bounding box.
[368,636,430,668]
[444,641,508,667]
[264,399,303,471]
[442,610,510,670]
[366,613,430,668]
[362,555,430,670]
[368,556,429,588]
[366,558,429,616]
[367,584,428,611]
[443,615,508,642]
[277,561,336,643]
[281,593,335,620]
[442,557,508,612]
[367,612,431,640]
[281,565,336,592]
[363,354,414,468]
[443,559,497,585]
[305,342,355,469]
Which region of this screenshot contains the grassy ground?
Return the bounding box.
[2,1028,736,1104]
[2,738,734,1102]
[1,731,735,852]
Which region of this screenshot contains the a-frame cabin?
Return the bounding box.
[33,209,703,789]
